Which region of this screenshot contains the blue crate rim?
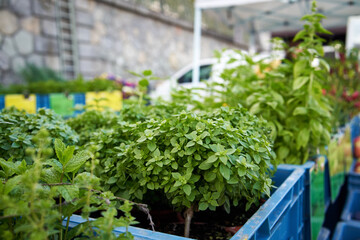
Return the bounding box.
[340,189,360,222]
[332,221,360,240]
[232,164,307,239]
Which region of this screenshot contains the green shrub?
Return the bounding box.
[0,130,136,240]
[177,2,333,165]
[0,76,121,95]
[19,63,64,83]
[0,108,78,162]
[95,106,274,237]
[67,109,119,145]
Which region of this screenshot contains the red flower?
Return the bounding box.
[352,91,359,101]
[355,101,360,108]
[322,89,326,95]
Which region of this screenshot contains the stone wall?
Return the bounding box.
[0,0,60,85]
[0,0,240,85]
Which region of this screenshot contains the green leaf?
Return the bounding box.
[237,167,246,177]
[297,128,310,149]
[209,144,218,152]
[137,136,147,143]
[186,141,195,148]
[293,107,307,116]
[147,182,154,190]
[199,161,212,170]
[250,102,261,115]
[319,58,330,72]
[293,29,306,42]
[147,142,156,152]
[139,79,149,87]
[196,122,205,132]
[15,160,27,175]
[198,202,208,211]
[294,60,307,78]
[183,184,191,196]
[11,142,20,148]
[226,149,236,155]
[56,185,79,202]
[64,150,90,173]
[0,158,16,177]
[314,22,332,35]
[204,172,216,182]
[207,155,218,163]
[310,119,323,135]
[293,76,309,90]
[4,175,21,194]
[41,168,61,183]
[54,138,66,163]
[220,165,231,180]
[142,70,152,76]
[219,156,228,164]
[174,181,182,187]
[171,162,178,169]
[43,159,63,173]
[62,146,75,166]
[185,147,196,155]
[172,172,181,179]
[277,146,289,160]
[107,176,118,184]
[153,148,160,157]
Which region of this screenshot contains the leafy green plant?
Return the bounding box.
[19,63,65,83]
[0,76,121,95]
[323,44,360,130]
[99,106,273,237]
[67,109,119,145]
[186,1,333,165]
[0,130,137,240]
[0,108,78,163]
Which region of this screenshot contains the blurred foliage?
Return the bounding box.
[0,76,122,95]
[323,43,360,130]
[0,108,78,163]
[19,63,64,83]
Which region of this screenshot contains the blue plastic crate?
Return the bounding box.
[63,162,312,240]
[348,116,360,190]
[341,190,360,222]
[63,214,191,240]
[317,227,331,240]
[36,94,50,110]
[0,95,4,110]
[350,115,360,155]
[349,162,360,191]
[73,93,86,116]
[332,221,360,240]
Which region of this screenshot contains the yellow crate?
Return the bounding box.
[5,94,36,113]
[85,91,122,111]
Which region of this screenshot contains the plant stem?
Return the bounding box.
[64,216,70,240]
[184,205,194,238]
[59,172,64,240]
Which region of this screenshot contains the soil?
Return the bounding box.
[131,199,263,240]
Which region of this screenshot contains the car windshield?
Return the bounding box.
[177,64,212,84]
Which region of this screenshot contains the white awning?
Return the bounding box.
[195,0,274,9]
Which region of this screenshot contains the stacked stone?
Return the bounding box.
[0,0,237,85]
[0,0,60,85]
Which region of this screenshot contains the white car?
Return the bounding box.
[150,50,282,101]
[150,58,216,101]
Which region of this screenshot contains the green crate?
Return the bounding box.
[49,93,74,116]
